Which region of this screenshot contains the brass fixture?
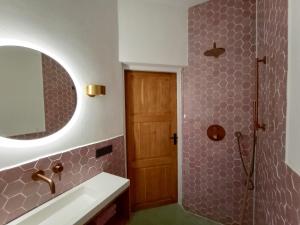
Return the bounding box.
[207,125,226,141]
[255,56,267,131]
[234,131,255,191]
[52,163,64,181]
[257,56,267,64]
[32,170,56,194]
[86,84,106,97]
[204,42,225,58]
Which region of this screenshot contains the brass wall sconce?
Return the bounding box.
[86,84,106,97]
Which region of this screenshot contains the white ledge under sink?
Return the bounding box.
[7,172,130,225]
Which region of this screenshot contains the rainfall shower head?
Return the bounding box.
[204,42,225,58]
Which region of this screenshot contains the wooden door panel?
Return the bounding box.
[145,166,172,201]
[133,169,146,205]
[131,157,174,168]
[130,75,172,114]
[133,166,176,208]
[134,122,171,160]
[125,71,177,211]
[132,114,170,122]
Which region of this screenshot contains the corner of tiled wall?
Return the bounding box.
[183,0,256,224]
[255,0,300,224]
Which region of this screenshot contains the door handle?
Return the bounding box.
[170,133,178,145]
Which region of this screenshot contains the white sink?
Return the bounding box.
[8,173,130,225]
[16,187,98,225]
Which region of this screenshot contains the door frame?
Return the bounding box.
[122,63,183,205]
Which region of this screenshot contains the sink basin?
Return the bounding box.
[8,173,129,225]
[17,187,98,225]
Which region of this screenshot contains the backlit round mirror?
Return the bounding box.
[0,46,77,140]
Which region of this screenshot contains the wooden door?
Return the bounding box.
[125,70,178,211]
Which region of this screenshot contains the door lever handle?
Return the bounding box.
[170,133,178,145]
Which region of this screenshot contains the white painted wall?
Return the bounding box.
[0,47,45,137]
[0,0,123,170]
[286,0,300,175]
[0,0,210,170]
[118,0,189,66]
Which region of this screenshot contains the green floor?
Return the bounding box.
[128,204,221,225]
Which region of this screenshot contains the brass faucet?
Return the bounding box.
[32,170,56,194]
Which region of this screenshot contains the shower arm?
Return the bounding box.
[255,56,267,131]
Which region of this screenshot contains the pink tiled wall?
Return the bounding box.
[12,54,76,140]
[0,136,125,225]
[183,0,256,224]
[255,0,300,224]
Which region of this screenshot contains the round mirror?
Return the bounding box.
[0,46,77,140]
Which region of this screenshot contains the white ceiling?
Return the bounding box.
[144,0,209,8]
[181,0,209,8]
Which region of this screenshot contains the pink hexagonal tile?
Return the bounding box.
[4,194,26,213]
[3,181,25,198]
[183,0,256,224]
[0,209,9,225]
[35,158,51,170]
[22,194,40,211]
[1,168,23,184]
[0,136,125,225]
[0,179,7,194]
[255,0,300,224]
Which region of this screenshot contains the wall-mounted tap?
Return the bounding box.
[32,170,56,194]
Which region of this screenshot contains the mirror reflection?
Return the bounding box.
[0,46,77,140]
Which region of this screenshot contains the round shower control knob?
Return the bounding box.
[207,125,226,141]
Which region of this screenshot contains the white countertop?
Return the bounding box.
[7,172,130,225]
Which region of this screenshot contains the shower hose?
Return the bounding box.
[235,132,255,190]
[235,130,257,225]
